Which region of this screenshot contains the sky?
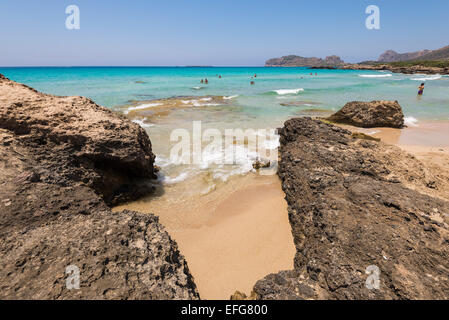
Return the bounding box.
[0,0,448,66]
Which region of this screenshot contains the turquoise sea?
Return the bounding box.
[1,67,448,120]
[1,67,448,190]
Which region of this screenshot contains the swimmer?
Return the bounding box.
[418,83,425,96]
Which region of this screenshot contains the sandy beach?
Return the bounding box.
[114,174,296,300]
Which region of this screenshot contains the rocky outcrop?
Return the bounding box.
[266,55,345,67]
[0,75,157,205]
[0,74,199,299]
[327,100,404,128]
[339,63,449,75]
[253,118,449,300]
[377,49,432,63]
[377,45,449,63]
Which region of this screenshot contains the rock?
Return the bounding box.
[0,74,157,205]
[253,117,449,300]
[265,55,345,67]
[0,74,199,300]
[252,159,271,170]
[327,100,404,128]
[230,291,258,300]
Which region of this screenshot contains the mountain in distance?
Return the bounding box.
[265,55,345,67]
[377,45,449,62]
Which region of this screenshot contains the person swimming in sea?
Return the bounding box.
[200,79,204,84]
[418,83,425,96]
[205,78,208,84]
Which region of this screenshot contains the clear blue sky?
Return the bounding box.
[1,0,448,66]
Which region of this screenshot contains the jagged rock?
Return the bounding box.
[327,100,404,128]
[0,74,157,205]
[253,118,449,300]
[0,75,199,300]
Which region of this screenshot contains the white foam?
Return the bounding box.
[272,88,304,95]
[125,103,162,114]
[132,119,154,128]
[181,98,220,107]
[224,95,239,100]
[162,172,190,185]
[192,86,203,90]
[404,116,419,127]
[359,74,393,78]
[410,74,442,81]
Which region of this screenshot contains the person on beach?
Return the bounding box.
[418,83,425,96]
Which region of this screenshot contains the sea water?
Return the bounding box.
[2,67,448,190]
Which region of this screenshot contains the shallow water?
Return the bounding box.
[2,66,448,190]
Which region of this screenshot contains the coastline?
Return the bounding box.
[2,71,449,300]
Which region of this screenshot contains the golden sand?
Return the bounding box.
[114,174,296,300]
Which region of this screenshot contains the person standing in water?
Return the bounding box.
[205,78,208,84]
[418,83,425,96]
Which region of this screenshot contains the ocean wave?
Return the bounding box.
[404,116,418,127]
[125,103,162,114]
[410,75,442,81]
[359,74,393,78]
[192,86,204,90]
[223,95,239,100]
[132,119,154,128]
[271,88,304,95]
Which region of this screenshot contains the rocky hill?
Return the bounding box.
[266,55,345,67]
[0,74,199,299]
[378,45,449,62]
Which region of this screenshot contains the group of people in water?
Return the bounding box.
[200,74,258,85]
[200,73,427,95]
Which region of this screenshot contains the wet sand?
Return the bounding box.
[113,174,296,300]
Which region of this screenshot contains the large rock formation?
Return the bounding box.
[0,74,199,299]
[377,45,449,63]
[327,100,404,128]
[253,118,449,299]
[0,76,157,205]
[377,49,432,63]
[266,55,345,67]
